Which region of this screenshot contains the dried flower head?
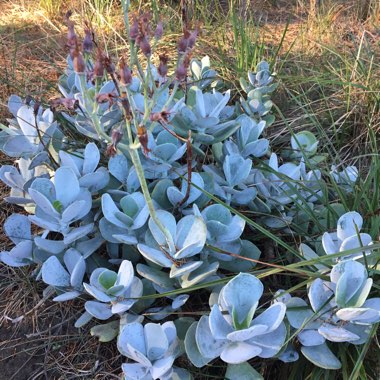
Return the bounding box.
[158,54,169,78]
[72,44,86,73]
[137,125,151,156]
[130,16,139,41]
[93,49,105,78]
[154,20,163,40]
[50,97,79,111]
[83,28,93,53]
[119,57,133,86]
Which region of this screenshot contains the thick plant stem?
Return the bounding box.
[78,74,175,252]
[128,146,176,252]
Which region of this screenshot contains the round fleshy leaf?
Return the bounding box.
[336,307,380,323]
[195,316,226,359]
[221,342,262,364]
[4,214,31,244]
[101,193,128,228]
[286,297,319,329]
[337,211,363,241]
[225,362,263,380]
[82,142,100,175]
[227,325,268,342]
[121,363,149,379]
[90,320,119,343]
[308,279,335,315]
[251,303,286,333]
[85,301,113,320]
[149,210,176,248]
[144,323,169,361]
[297,330,325,347]
[41,256,70,287]
[175,215,207,258]
[54,167,80,208]
[248,322,287,358]
[17,105,37,140]
[184,322,212,368]
[115,260,134,289]
[209,304,234,340]
[318,324,360,342]
[219,273,263,329]
[301,343,341,370]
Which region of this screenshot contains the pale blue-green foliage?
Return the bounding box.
[142,130,187,179]
[1,97,58,158]
[240,61,278,125]
[301,211,374,263]
[100,192,149,245]
[283,259,380,369]
[83,260,143,320]
[137,206,219,289]
[185,273,287,369]
[0,214,33,267]
[0,157,49,206]
[117,321,190,380]
[0,34,376,380]
[59,142,110,193]
[190,55,221,90]
[171,87,239,149]
[27,166,93,240]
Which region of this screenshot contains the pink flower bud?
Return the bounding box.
[82,28,93,53]
[119,58,132,86]
[72,45,86,73]
[67,21,77,50]
[138,36,151,57]
[130,17,139,41]
[93,49,105,78]
[154,21,163,40]
[158,54,168,77]
[176,64,187,82]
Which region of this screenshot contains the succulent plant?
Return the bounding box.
[1,98,58,158]
[0,214,33,267]
[190,55,221,90]
[240,61,277,125]
[171,87,238,148]
[59,142,109,192]
[229,114,269,159]
[41,249,86,301]
[83,260,143,320]
[201,204,245,261]
[27,167,93,244]
[117,321,186,380]
[142,130,188,180]
[322,211,373,261]
[284,259,380,369]
[137,206,218,288]
[185,273,287,370]
[0,157,49,207]
[100,192,149,245]
[203,152,256,205]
